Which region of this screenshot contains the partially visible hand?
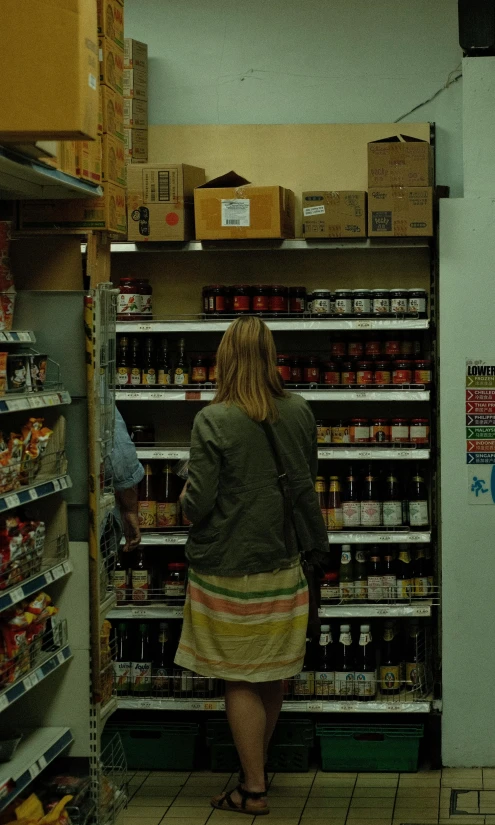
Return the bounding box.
[121,510,141,552]
[179,479,189,504]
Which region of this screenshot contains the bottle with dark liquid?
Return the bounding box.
[342,465,361,529]
[129,337,141,387]
[116,336,131,386]
[157,338,171,386]
[408,466,429,527]
[335,624,355,699]
[379,620,401,695]
[328,475,343,531]
[152,621,174,697]
[355,624,377,701]
[141,337,157,387]
[315,475,328,528]
[131,623,152,696]
[405,621,425,695]
[174,337,189,385]
[382,554,397,601]
[112,550,128,604]
[339,544,354,602]
[413,546,429,597]
[353,547,368,602]
[315,625,335,700]
[114,621,131,695]
[360,464,382,528]
[138,463,157,529]
[367,553,383,602]
[382,464,402,528]
[396,546,412,601]
[131,546,150,601]
[157,462,179,528]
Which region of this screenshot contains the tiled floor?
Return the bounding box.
[118,768,495,825]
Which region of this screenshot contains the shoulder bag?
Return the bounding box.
[260,420,322,640]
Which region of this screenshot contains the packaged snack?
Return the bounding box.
[25,592,51,617]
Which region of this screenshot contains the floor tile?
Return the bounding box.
[163,819,214,825]
[269,788,310,798]
[354,788,397,798]
[177,786,226,798]
[395,796,440,808]
[345,819,392,825]
[129,797,176,808]
[350,797,395,808]
[300,818,346,825]
[356,774,399,787]
[305,800,350,811]
[170,797,218,808]
[186,775,232,784]
[348,808,395,819]
[208,813,255,825]
[399,775,442,787]
[262,819,300,825]
[163,808,212,820]
[122,808,168,818]
[121,818,163,825]
[268,809,305,818]
[314,772,357,782]
[151,772,192,778]
[271,776,314,786]
[138,786,183,797]
[268,797,309,808]
[312,776,356,787]
[398,787,442,798]
[438,819,485,824]
[310,786,354,797]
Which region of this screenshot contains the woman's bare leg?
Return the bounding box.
[258,680,284,763]
[225,680,266,795]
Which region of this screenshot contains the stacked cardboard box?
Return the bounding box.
[302,191,367,238]
[123,39,148,163]
[367,135,434,237]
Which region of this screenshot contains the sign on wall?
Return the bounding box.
[466,360,495,503]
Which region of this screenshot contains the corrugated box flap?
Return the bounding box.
[369,134,429,145]
[197,170,250,189]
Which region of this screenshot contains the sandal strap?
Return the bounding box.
[237,784,266,802]
[222,791,240,811]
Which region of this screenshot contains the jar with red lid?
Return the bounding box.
[118,277,142,321]
[410,418,430,444]
[225,286,234,314]
[191,354,208,384]
[331,337,346,359]
[374,360,392,387]
[393,360,413,385]
[399,337,415,357]
[341,360,356,386]
[321,360,341,387]
[414,359,432,386]
[391,418,409,443]
[207,284,226,315]
[233,284,252,314]
[163,563,187,601]
[208,357,217,384]
[289,286,306,314]
[348,337,364,359]
[385,338,401,358]
[251,285,271,315]
[138,279,153,319]
[202,285,211,314]
[356,360,374,385]
[365,337,383,357]
[290,355,303,384]
[303,355,320,384]
[276,354,292,383]
[350,418,370,443]
[371,418,390,443]
[269,285,288,316]
[320,571,340,603]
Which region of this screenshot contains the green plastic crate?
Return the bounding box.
[207,720,313,773]
[206,719,313,747]
[105,722,199,771]
[316,724,424,773]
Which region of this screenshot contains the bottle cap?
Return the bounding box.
[340,624,351,632]
[320,625,331,632]
[360,624,371,632]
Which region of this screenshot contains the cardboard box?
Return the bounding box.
[75,138,102,184]
[99,36,124,95]
[19,183,127,234]
[368,135,434,187]
[124,38,148,70]
[194,171,295,240]
[101,86,124,140]
[98,87,104,135]
[302,191,367,238]
[40,142,77,177]
[123,68,148,100]
[102,134,126,187]
[123,98,148,129]
[124,129,148,162]
[97,0,124,48]
[127,163,206,241]
[368,187,433,237]
[0,0,98,140]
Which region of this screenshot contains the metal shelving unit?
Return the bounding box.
[116,317,430,333]
[116,696,432,713]
[134,445,430,461]
[90,238,431,253]
[0,389,71,415]
[116,388,430,402]
[0,727,73,811]
[0,146,102,200]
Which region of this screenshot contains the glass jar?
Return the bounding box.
[208,357,217,384]
[290,355,303,384]
[353,289,371,316]
[303,355,320,384]
[252,285,271,315]
[164,563,187,601]
[371,418,390,443]
[202,285,211,314]
[117,277,142,321]
[331,337,347,359]
[191,354,208,384]
[410,418,430,444]
[225,286,234,314]
[316,420,332,444]
[321,360,341,386]
[312,289,332,316]
[400,337,415,357]
[269,285,288,316]
[289,286,307,314]
[393,359,413,385]
[371,289,390,316]
[207,284,226,315]
[384,338,401,358]
[374,360,392,386]
[131,424,155,445]
[391,418,409,443]
[276,354,292,383]
[320,571,340,603]
[334,289,353,316]
[138,279,153,319]
[233,284,251,314]
[390,288,408,315]
[330,292,336,315]
[356,360,374,385]
[408,288,428,318]
[341,360,356,386]
[348,337,364,359]
[414,359,432,386]
[306,292,314,313]
[331,420,350,443]
[350,418,370,443]
[365,337,383,358]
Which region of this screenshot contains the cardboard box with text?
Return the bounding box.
[368,187,433,237]
[19,183,127,235]
[302,191,367,238]
[97,0,124,48]
[102,134,126,187]
[99,36,124,95]
[123,99,148,129]
[123,68,148,100]
[75,138,102,184]
[101,86,124,141]
[124,129,148,162]
[368,135,434,187]
[127,163,206,241]
[124,38,148,70]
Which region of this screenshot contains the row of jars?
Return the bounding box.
[202,285,428,318]
[277,355,432,386]
[317,419,430,445]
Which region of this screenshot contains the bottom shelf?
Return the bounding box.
[116,696,432,713]
[0,727,73,811]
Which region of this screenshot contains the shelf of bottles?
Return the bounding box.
[132,445,431,462]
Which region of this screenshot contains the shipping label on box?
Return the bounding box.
[302,191,367,238]
[97,0,124,48]
[19,183,127,235]
[124,38,148,69]
[123,98,148,129]
[124,128,148,161]
[123,67,148,100]
[368,135,434,187]
[99,36,124,95]
[75,138,102,184]
[102,134,126,187]
[101,86,124,141]
[368,187,433,237]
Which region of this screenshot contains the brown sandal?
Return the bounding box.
[211,785,270,816]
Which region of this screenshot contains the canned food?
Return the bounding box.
[350,418,370,443]
[414,359,432,386]
[252,285,271,314]
[374,360,392,386]
[356,360,374,385]
[348,337,364,359]
[353,289,371,316]
[303,355,320,384]
[341,361,356,386]
[331,338,346,359]
[393,359,413,385]
[312,289,332,316]
[276,354,291,382]
[269,285,288,316]
[385,338,401,357]
[390,288,408,315]
[321,361,341,386]
[371,289,390,316]
[289,286,306,314]
[365,338,382,357]
[408,288,427,318]
[316,421,332,443]
[334,289,353,316]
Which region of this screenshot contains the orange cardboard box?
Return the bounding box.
[368,135,434,187]
[302,191,367,238]
[124,38,148,69]
[124,129,148,162]
[123,68,147,100]
[368,187,433,237]
[99,36,124,95]
[75,138,102,184]
[127,162,206,241]
[194,171,295,240]
[102,134,126,187]
[101,86,124,141]
[97,0,124,49]
[19,184,127,235]
[123,98,148,129]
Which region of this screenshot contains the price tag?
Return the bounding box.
[357,450,372,459]
[52,479,61,491]
[18,333,31,342]
[9,587,24,604]
[37,755,47,770]
[139,700,152,709]
[0,694,9,712]
[62,562,71,574]
[356,320,372,329]
[52,566,64,580]
[30,397,44,408]
[59,477,68,489]
[46,396,56,406]
[5,494,20,509]
[57,652,66,665]
[396,450,411,457]
[161,535,185,544]
[408,534,422,541]
[191,702,202,711]
[44,571,53,584]
[415,606,431,616]
[6,399,24,411]
[28,488,37,501]
[203,701,222,711]
[123,393,142,400]
[137,324,153,332]
[307,701,323,712]
[376,608,390,616]
[338,703,356,712]
[131,608,148,617]
[165,452,182,459]
[23,675,34,690]
[185,391,201,401]
[355,392,367,399]
[4,333,13,342]
[29,763,40,780]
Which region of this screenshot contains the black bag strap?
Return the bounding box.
[260,420,297,556]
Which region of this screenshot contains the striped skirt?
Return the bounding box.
[175,564,309,683]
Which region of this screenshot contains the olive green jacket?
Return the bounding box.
[182,394,329,576]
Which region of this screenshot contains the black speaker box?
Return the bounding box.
[459,0,495,54]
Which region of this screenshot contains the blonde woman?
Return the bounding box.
[175,316,328,816]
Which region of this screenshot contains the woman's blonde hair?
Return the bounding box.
[212,316,288,422]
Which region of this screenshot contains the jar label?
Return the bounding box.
[409,297,426,314]
[354,580,367,600]
[342,501,361,526]
[414,370,431,385]
[411,426,429,443]
[157,502,178,528]
[383,501,402,526]
[317,426,331,443]
[291,367,302,382]
[117,367,130,385]
[371,425,390,441]
[322,371,339,385]
[315,672,335,696]
[357,371,373,385]
[328,507,343,530]
[293,672,315,695]
[253,296,270,311]
[138,501,156,528]
[276,365,291,382]
[406,661,425,687]
[130,368,141,386]
[350,425,370,442]
[397,578,412,600]
[131,570,149,600]
[114,661,131,691]
[339,583,354,601]
[393,370,412,385]
[142,369,157,385]
[270,296,288,312]
[409,500,429,526]
[348,343,364,358]
[391,298,407,314]
[413,576,429,597]
[192,366,207,383]
[385,341,400,356]
[331,343,347,357]
[382,574,397,600]
[372,298,390,315]
[158,370,172,386]
[313,299,331,314]
[164,582,186,597]
[342,371,355,385]
[141,295,153,316]
[361,501,382,526]
[208,367,217,382]
[355,671,377,697]
[112,570,127,591]
[366,341,382,356]
[334,298,352,314]
[367,575,383,601]
[233,295,250,311]
[131,661,152,690]
[320,585,339,601]
[331,426,350,443]
[374,371,391,386]
[391,425,409,441]
[174,368,188,385]
[290,298,305,313]
[118,292,141,315]
[353,298,371,314]
[304,368,319,382]
[335,672,354,696]
[380,665,400,691]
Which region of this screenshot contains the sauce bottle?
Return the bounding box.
[405,622,425,694]
[360,464,382,528]
[379,621,401,695]
[382,554,397,601]
[157,338,171,386]
[131,623,152,696]
[396,547,412,601]
[112,550,128,604]
[116,336,131,386]
[335,624,355,699]
[367,554,383,602]
[328,475,343,531]
[408,467,429,527]
[138,463,157,529]
[382,465,403,528]
[355,624,377,701]
[141,337,157,386]
[152,622,174,696]
[157,462,179,527]
[315,475,328,528]
[114,622,131,695]
[315,625,335,699]
[353,547,368,602]
[131,546,150,601]
[413,546,429,597]
[129,337,141,387]
[174,337,189,385]
[293,638,315,700]
[339,544,354,602]
[342,465,361,528]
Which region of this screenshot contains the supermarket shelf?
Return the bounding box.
[131,530,430,546]
[0,390,71,415]
[99,590,117,620]
[109,601,433,621]
[135,447,190,461]
[103,238,431,253]
[0,474,72,514]
[99,696,118,723]
[135,446,430,461]
[0,727,73,811]
[0,645,72,714]
[0,146,103,200]
[0,331,36,344]
[0,559,73,613]
[116,318,430,333]
[100,491,116,524]
[116,697,431,713]
[133,532,188,545]
[116,389,430,402]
